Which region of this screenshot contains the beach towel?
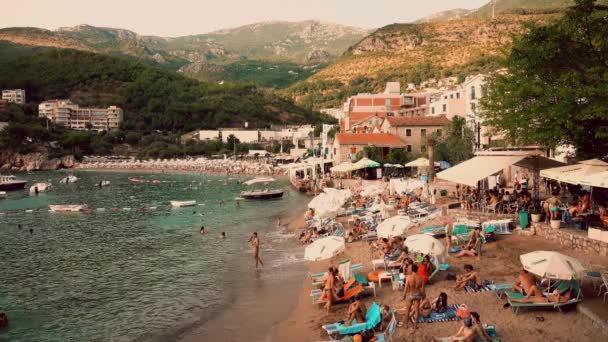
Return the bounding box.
[464,280,503,293]
[339,261,352,282]
[412,304,460,323]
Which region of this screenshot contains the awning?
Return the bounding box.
[331,162,356,173]
[579,171,608,188]
[540,159,608,185]
[353,158,381,169]
[436,155,526,187]
[513,156,565,171]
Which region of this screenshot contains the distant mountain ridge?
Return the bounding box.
[0,21,370,87]
[414,9,474,23]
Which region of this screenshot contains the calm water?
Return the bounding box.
[0,171,309,342]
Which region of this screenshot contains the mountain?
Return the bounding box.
[0,41,332,132]
[285,14,554,109]
[0,21,369,88]
[414,9,474,23]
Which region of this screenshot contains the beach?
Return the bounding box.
[272,209,608,342]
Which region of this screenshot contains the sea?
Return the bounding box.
[0,171,309,342]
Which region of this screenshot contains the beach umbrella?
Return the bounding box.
[520,251,585,280]
[354,158,381,169]
[377,216,413,238]
[304,236,346,261]
[404,234,445,256]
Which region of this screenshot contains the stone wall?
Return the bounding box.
[517,223,608,257]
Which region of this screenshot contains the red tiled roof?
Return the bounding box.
[336,133,404,148]
[386,116,450,127]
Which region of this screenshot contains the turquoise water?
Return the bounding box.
[0,171,308,342]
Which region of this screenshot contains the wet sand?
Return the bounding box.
[272,216,608,341]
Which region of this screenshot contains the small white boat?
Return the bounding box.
[97,180,111,187]
[30,182,52,194]
[59,175,79,184]
[170,200,197,207]
[49,204,87,212]
[0,191,6,199]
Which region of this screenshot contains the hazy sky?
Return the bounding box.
[4,0,490,37]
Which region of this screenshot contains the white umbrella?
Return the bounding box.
[405,234,445,256]
[304,236,346,261]
[404,158,430,168]
[520,251,585,280]
[377,216,413,238]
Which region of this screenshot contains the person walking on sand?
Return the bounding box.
[248,232,264,269]
[403,263,425,333]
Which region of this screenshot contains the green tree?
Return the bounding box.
[481,0,608,158]
[434,116,475,164]
[226,134,240,152]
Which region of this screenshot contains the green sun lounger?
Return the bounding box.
[506,281,583,314]
[322,302,381,337]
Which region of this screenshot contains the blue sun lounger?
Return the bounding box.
[506,281,583,314]
[322,302,381,337]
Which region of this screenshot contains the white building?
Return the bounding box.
[38,100,123,131]
[429,87,466,120]
[2,89,26,104]
[197,125,315,144]
[463,74,493,147]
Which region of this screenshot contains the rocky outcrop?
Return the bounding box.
[0,150,77,171]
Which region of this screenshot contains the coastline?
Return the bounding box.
[74,167,287,178]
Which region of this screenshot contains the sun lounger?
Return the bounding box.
[374,312,397,342]
[315,285,365,305]
[421,225,446,237]
[322,302,381,337]
[413,304,460,323]
[310,263,364,282]
[506,281,582,314]
[465,282,511,294]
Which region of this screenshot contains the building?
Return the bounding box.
[428,87,466,120]
[463,74,493,147]
[196,125,315,144]
[332,133,405,163]
[380,116,450,154]
[38,100,123,131]
[2,89,26,104]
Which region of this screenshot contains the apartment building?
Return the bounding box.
[38,100,123,131]
[380,116,450,154]
[2,89,26,104]
[429,87,466,120]
[332,133,405,163]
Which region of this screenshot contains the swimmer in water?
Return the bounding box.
[220,232,226,239]
[200,226,206,235]
[29,229,33,235]
[219,201,225,206]
[236,200,240,208]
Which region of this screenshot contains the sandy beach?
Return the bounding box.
[272,214,608,342]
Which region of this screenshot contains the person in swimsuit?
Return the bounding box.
[346,298,366,325]
[403,263,425,332]
[455,264,481,291]
[200,226,206,235]
[418,296,433,318]
[470,312,492,342]
[434,318,475,341]
[248,232,264,269]
[323,267,337,315]
[512,269,543,297]
[445,219,454,255]
[455,228,482,259]
[510,283,576,304]
[220,232,226,239]
[545,192,562,222]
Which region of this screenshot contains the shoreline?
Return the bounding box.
[73,167,288,178]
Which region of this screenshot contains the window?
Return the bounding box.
[471,103,476,112]
[450,94,454,99]
[456,92,460,99]
[421,145,427,153]
[350,147,357,154]
[444,96,447,100]
[333,148,336,155]
[437,129,442,136]
[431,107,435,114]
[406,128,412,137]
[421,128,427,137]
[470,86,476,100]
[406,145,412,152]
[442,104,447,112]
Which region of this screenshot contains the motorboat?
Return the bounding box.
[241,177,284,200]
[129,177,141,183]
[240,189,284,200]
[59,175,79,184]
[0,191,6,199]
[49,204,87,212]
[0,175,27,191]
[170,200,197,207]
[30,182,52,194]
